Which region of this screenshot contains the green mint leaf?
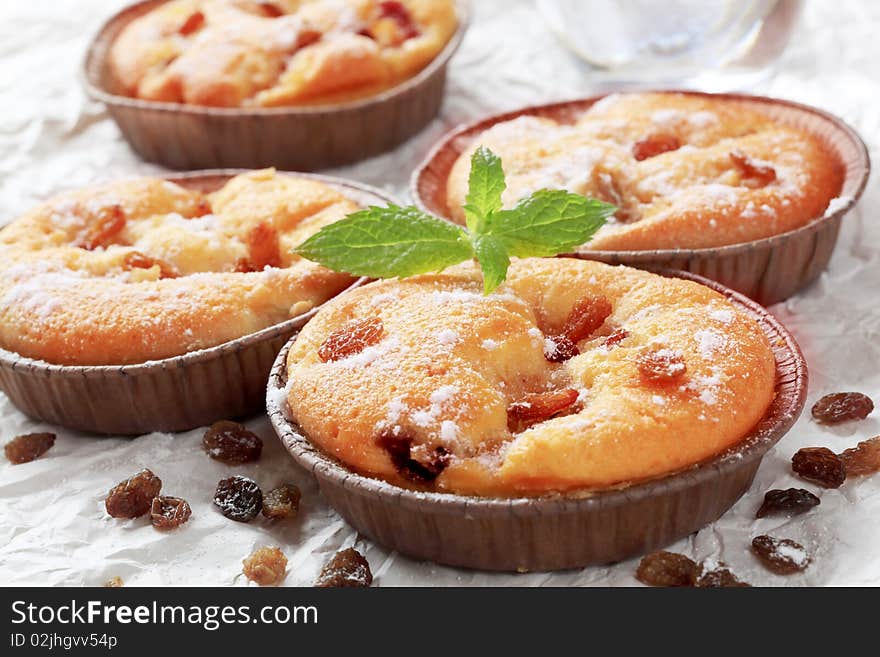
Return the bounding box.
[485,190,615,257]
[462,146,505,234]
[472,234,509,295]
[295,205,473,279]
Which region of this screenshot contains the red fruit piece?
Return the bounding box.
[602,328,629,348]
[507,388,580,430]
[543,335,579,363]
[179,11,205,35]
[637,349,687,385]
[838,436,880,477]
[74,204,126,250]
[811,392,873,424]
[318,317,384,362]
[236,220,282,272]
[314,548,372,588]
[730,150,777,187]
[257,2,285,18]
[105,469,162,519]
[751,535,810,575]
[791,447,846,488]
[562,295,613,343]
[150,496,192,529]
[4,432,55,464]
[632,133,681,161]
[364,1,419,46]
[635,551,698,587]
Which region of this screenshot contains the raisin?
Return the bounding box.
[74,204,126,250]
[696,566,751,588]
[318,317,384,362]
[751,535,810,575]
[635,551,698,587]
[632,133,681,161]
[508,388,579,431]
[811,392,873,424]
[544,335,579,363]
[602,328,629,348]
[150,496,192,529]
[262,483,301,520]
[123,252,178,278]
[730,150,777,188]
[103,576,123,588]
[562,295,613,343]
[792,447,846,488]
[637,349,687,385]
[179,11,205,35]
[4,432,55,464]
[314,548,373,588]
[213,476,262,522]
[375,430,449,483]
[243,547,288,586]
[756,488,820,518]
[236,221,282,272]
[105,469,162,519]
[839,436,880,477]
[193,198,213,217]
[364,1,419,45]
[257,2,285,18]
[203,420,263,464]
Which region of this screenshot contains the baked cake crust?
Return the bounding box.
[285,258,777,496]
[109,0,458,107]
[0,170,358,365]
[446,92,845,250]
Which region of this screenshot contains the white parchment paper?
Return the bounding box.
[0,0,878,586]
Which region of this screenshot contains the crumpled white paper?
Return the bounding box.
[0,0,878,587]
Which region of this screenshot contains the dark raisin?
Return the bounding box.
[562,295,613,343]
[755,488,820,518]
[213,476,263,522]
[314,548,373,588]
[602,328,629,348]
[730,150,777,187]
[150,496,192,529]
[105,469,162,519]
[179,11,205,35]
[243,547,287,586]
[203,420,263,464]
[637,349,687,385]
[811,392,874,424]
[262,483,301,520]
[544,335,579,363]
[792,447,846,488]
[507,388,579,431]
[375,430,449,483]
[74,204,125,250]
[104,577,123,588]
[632,133,681,161]
[4,432,55,464]
[696,564,751,588]
[635,551,698,587]
[751,535,810,575]
[839,436,880,477]
[318,317,385,362]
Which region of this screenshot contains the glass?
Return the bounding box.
[536,0,803,88]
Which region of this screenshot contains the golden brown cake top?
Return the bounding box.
[446,92,845,250]
[0,169,359,365]
[284,258,777,497]
[110,0,458,107]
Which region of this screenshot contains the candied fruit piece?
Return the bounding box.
[74,204,126,250]
[103,576,123,588]
[508,388,579,431]
[123,252,179,279]
[214,476,263,522]
[544,335,579,363]
[635,551,698,587]
[637,349,687,385]
[839,436,880,477]
[203,420,263,464]
[236,220,282,272]
[730,150,777,188]
[318,317,384,362]
[632,133,681,161]
[811,392,873,424]
[562,295,613,343]
[696,565,751,588]
[262,483,301,520]
[314,548,373,588]
[150,496,192,529]
[792,447,846,488]
[4,432,55,464]
[243,547,288,586]
[756,488,820,518]
[375,430,449,483]
[751,535,809,575]
[602,328,629,348]
[105,469,162,519]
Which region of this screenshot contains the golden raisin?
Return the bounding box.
[203,420,263,464]
[150,496,192,529]
[562,295,613,343]
[508,388,579,430]
[262,483,301,520]
[635,551,698,587]
[375,430,450,483]
[839,436,880,477]
[730,150,777,187]
[74,204,126,250]
[318,317,385,362]
[243,547,288,586]
[105,469,162,519]
[123,252,179,279]
[811,392,874,424]
[637,349,687,385]
[4,432,55,464]
[315,548,372,588]
[792,447,846,488]
[751,535,810,575]
[632,133,681,161]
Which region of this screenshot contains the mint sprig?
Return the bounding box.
[295,146,616,294]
